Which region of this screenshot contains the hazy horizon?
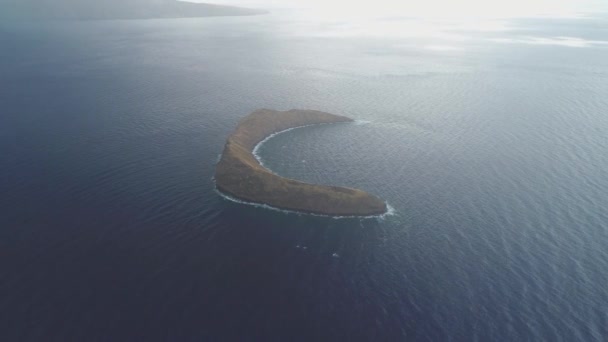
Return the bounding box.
[188,0,608,18]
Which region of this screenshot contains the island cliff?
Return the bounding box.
[215,109,387,216]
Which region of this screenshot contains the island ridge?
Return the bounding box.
[0,0,266,20]
[215,109,387,216]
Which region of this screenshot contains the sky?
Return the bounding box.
[193,0,607,18]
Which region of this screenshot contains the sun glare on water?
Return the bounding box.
[212,0,605,19]
[202,0,606,51]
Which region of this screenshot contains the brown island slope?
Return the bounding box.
[215,109,387,216]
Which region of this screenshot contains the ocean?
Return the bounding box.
[1,10,607,341]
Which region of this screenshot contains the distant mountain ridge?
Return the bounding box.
[0,0,266,20]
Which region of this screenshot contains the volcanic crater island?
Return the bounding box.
[215,109,388,216]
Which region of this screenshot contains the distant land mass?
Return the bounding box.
[0,0,266,20]
[215,109,387,217]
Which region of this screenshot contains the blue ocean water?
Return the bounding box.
[1,11,608,341]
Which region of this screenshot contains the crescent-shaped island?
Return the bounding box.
[215,109,387,216]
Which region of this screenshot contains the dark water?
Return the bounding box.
[1,12,608,341]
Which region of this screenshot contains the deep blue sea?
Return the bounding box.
[1,10,608,341]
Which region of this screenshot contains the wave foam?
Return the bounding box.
[252,122,340,169]
[214,182,395,220]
